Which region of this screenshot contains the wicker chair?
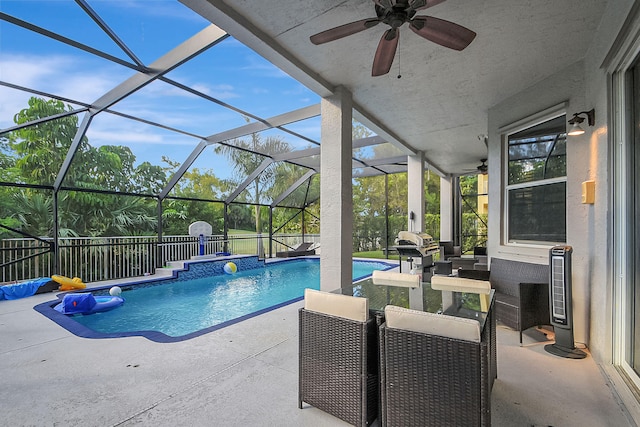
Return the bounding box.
[379,304,494,427]
[488,258,550,344]
[298,289,378,426]
[439,241,461,260]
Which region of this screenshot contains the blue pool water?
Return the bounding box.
[39,258,393,342]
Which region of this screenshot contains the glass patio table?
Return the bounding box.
[339,276,498,397]
[342,277,497,426]
[340,276,495,333]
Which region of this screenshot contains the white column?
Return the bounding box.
[320,86,353,291]
[407,152,424,232]
[440,177,453,241]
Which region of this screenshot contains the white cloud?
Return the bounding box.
[208,84,239,100]
[0,53,130,128]
[87,129,164,145]
[168,76,240,100]
[242,55,289,79]
[110,0,209,24]
[252,87,270,95]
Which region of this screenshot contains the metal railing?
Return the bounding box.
[1,233,320,283]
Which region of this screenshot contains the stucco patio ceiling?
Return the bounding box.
[183,0,607,176]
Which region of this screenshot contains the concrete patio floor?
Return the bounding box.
[1,288,635,427]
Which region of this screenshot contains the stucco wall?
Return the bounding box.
[487,0,636,362]
[487,61,589,344]
[579,0,636,365]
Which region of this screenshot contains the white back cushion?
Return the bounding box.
[384,305,481,342]
[431,275,491,294]
[372,270,421,288]
[304,288,368,322]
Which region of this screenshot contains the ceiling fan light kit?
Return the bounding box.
[477,158,488,174]
[310,0,476,77]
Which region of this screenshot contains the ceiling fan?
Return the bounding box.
[309,0,477,77]
[476,158,488,174]
[460,158,487,175]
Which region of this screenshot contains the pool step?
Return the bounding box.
[154,261,187,277]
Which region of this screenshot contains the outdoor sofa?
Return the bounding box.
[459,257,550,344]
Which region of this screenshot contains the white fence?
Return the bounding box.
[1,233,320,283]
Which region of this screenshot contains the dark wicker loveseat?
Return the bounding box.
[487,257,550,344]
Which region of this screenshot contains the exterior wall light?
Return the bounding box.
[567,109,595,136]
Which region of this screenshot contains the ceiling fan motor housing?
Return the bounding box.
[310,0,476,76]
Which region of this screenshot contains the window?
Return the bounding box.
[505,114,566,244]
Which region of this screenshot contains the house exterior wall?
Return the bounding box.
[580,0,637,366]
[489,0,639,419]
[487,59,586,339]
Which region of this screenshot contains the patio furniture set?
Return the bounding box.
[298,272,497,426]
[298,256,549,426]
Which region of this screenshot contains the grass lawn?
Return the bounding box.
[353,250,397,260]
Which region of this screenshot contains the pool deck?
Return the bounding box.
[1,278,635,426]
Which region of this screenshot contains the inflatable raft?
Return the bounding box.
[54,293,124,315]
[51,275,86,291]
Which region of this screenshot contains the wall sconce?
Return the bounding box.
[567,109,595,136]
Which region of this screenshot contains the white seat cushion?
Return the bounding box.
[304,288,368,322]
[431,275,491,294]
[384,305,481,342]
[372,270,421,288]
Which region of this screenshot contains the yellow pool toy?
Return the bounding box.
[51,275,86,291]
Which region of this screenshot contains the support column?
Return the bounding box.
[320,86,353,291]
[156,198,163,269]
[407,152,424,232]
[53,191,59,275]
[440,177,453,241]
[452,176,462,246]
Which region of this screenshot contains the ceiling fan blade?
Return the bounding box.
[409,16,476,50]
[373,0,395,9]
[372,29,399,77]
[408,0,447,11]
[310,18,380,45]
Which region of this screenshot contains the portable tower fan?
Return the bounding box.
[544,245,586,359]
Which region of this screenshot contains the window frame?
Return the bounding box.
[501,103,568,247]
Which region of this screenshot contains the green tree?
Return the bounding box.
[4,97,162,237]
[8,98,86,186]
[214,118,292,233]
[164,165,227,234]
[459,174,488,252]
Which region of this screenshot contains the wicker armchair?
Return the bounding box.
[298,289,378,426]
[379,304,495,427]
[488,258,550,344]
[439,241,461,260]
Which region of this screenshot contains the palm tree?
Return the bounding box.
[214,118,292,233]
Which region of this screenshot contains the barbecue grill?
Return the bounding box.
[391,231,440,274]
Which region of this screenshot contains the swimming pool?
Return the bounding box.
[35,257,394,342]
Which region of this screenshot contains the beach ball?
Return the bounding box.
[109,286,122,296]
[223,262,237,274]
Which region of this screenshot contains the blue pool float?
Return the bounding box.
[54,293,124,315]
[0,277,52,300]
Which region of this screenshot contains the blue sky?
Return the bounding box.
[0,0,322,184]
